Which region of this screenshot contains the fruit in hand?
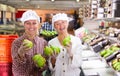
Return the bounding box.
[44,46,54,56]
[50,45,60,54]
[62,36,71,46]
[32,54,46,68]
[23,39,33,48]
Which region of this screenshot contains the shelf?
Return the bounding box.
[93,17,120,21]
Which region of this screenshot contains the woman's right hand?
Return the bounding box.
[18,41,32,58]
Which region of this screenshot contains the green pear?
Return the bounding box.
[116,65,120,71]
[103,52,112,58]
[112,59,118,65]
[51,31,55,36]
[62,36,71,46]
[111,46,120,51]
[32,54,46,68]
[50,45,60,54]
[44,46,54,56]
[100,50,107,57]
[23,39,33,49]
[113,62,120,69]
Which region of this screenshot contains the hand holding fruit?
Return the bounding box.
[32,54,46,69]
[64,42,73,59]
[23,39,33,49]
[50,45,60,56]
[18,39,33,59]
[20,39,33,51]
[44,46,60,57]
[62,36,71,46]
[44,46,54,56]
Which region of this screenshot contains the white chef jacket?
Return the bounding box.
[48,35,83,76]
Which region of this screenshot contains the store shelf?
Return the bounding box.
[94,17,120,21]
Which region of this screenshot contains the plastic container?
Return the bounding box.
[0,62,12,76]
[0,35,18,63]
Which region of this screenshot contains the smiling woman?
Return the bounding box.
[11,10,48,76]
[48,13,83,76]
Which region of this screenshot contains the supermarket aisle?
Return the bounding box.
[81,19,116,76]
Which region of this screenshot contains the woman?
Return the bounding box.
[11,10,47,76]
[48,13,83,76]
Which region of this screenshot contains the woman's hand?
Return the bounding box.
[18,41,32,58]
[64,42,73,59]
[64,42,72,53]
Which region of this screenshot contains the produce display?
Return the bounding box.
[83,27,120,74]
[44,46,60,56]
[62,36,71,46]
[89,37,105,46]
[82,33,96,43]
[41,30,57,37]
[32,54,46,68]
[112,59,120,71]
[100,45,120,58]
[23,39,33,49]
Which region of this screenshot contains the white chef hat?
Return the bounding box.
[52,13,69,26]
[20,10,40,24]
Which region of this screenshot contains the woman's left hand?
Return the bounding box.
[64,42,73,59]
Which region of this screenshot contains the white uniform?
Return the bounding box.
[48,35,83,76]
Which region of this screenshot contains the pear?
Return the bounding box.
[111,46,120,51]
[100,50,107,57]
[112,59,118,66]
[113,62,120,69]
[103,52,111,58]
[23,39,33,49]
[62,36,71,46]
[32,54,46,68]
[116,65,120,71]
[44,46,54,56]
[50,45,60,54]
